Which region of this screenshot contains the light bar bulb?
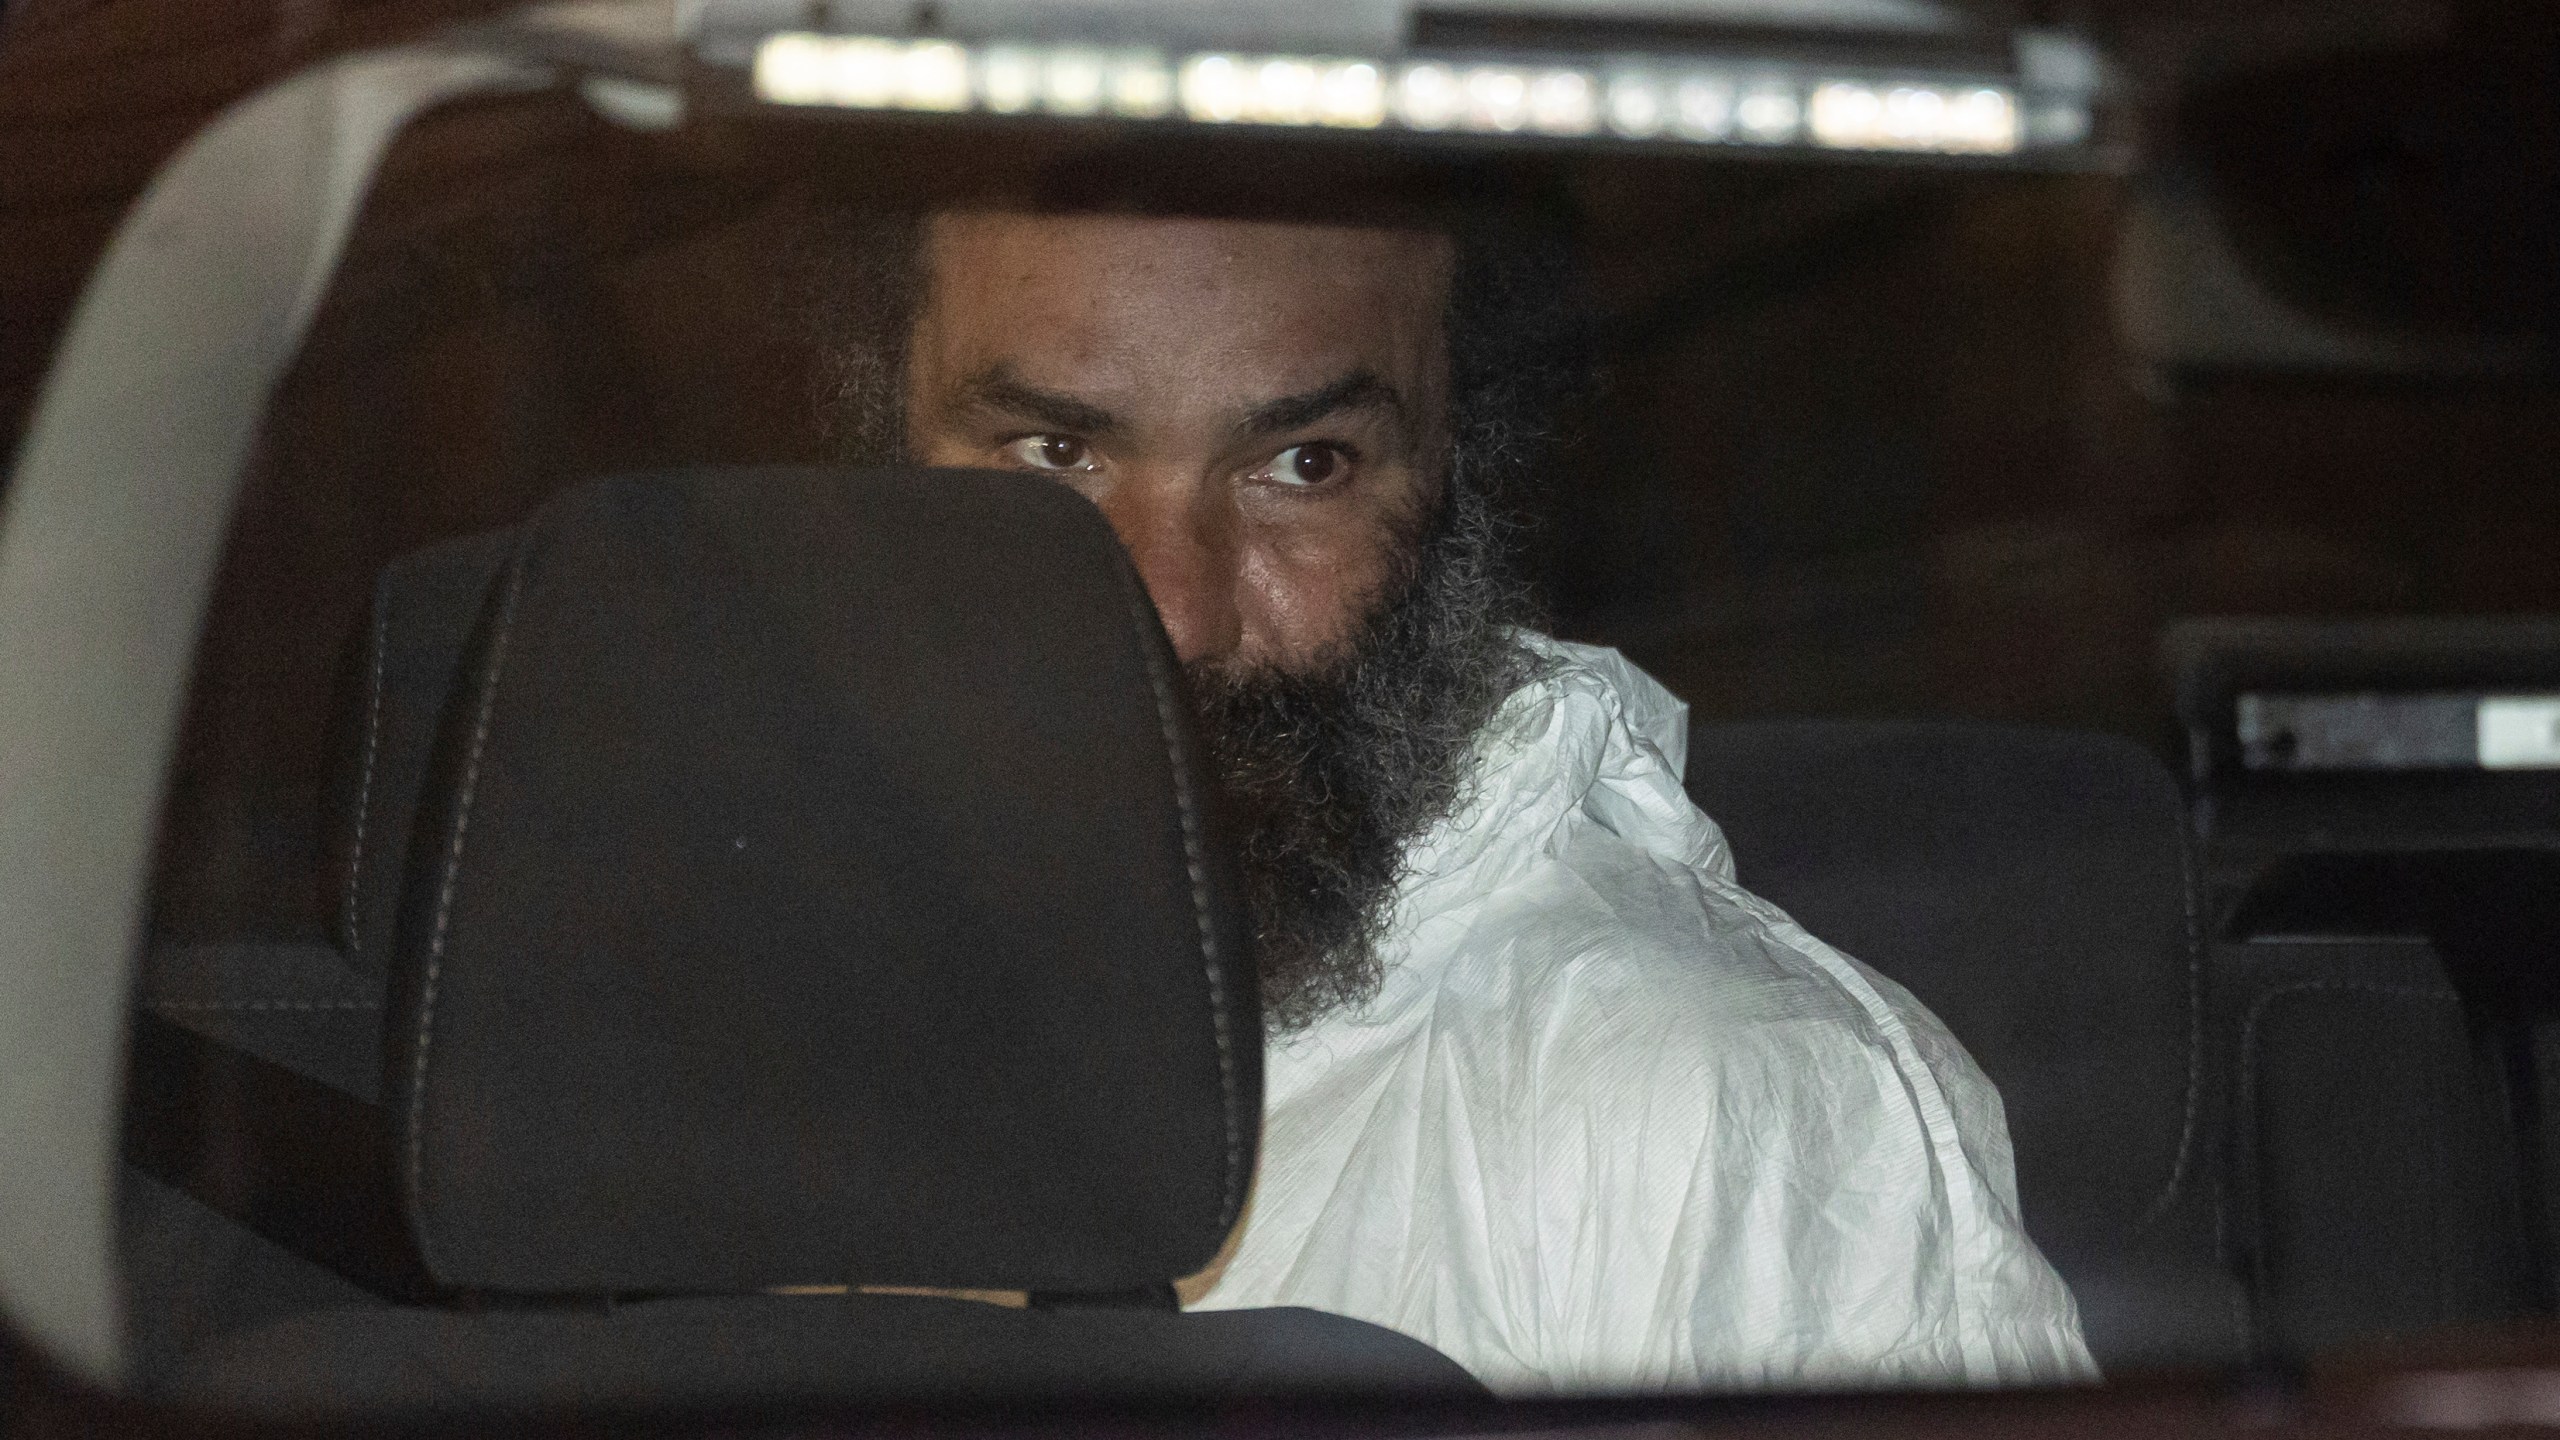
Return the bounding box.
[1181,54,1388,127]
[1395,62,1462,130]
[1257,57,1322,123]
[1462,66,1531,132]
[1317,61,1387,127]
[753,34,978,111]
[1808,80,2019,153]
[1809,80,1884,143]
[1107,50,1175,118]
[980,45,1040,113]
[825,37,901,108]
[1948,85,2022,152]
[1672,73,1735,139]
[1602,71,1666,138]
[902,41,970,111]
[1735,81,1802,142]
[1043,47,1107,115]
[1177,54,1246,121]
[1526,69,1598,136]
[753,33,835,106]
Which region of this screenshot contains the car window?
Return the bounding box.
[4,0,2559,1430]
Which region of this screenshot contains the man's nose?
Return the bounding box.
[1091,474,1242,666]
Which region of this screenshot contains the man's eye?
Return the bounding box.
[1004,435,1097,472]
[1262,443,1352,489]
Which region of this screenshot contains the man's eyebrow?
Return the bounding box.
[954,365,1123,436]
[1240,370,1408,438]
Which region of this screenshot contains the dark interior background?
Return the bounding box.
[3,0,2556,940]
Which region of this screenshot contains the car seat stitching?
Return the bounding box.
[1106,547,1246,1236]
[342,578,393,957]
[2213,1110,2241,1353]
[403,549,528,1274]
[2133,793,2211,1237]
[2235,977,2455,1351]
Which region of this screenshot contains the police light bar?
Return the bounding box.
[728,31,2097,161]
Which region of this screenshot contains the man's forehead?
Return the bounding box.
[921,209,1450,320]
[911,208,1453,424]
[927,207,1449,259]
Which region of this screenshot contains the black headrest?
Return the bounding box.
[382,467,1260,1298]
[1683,719,2203,1267]
[323,528,515,983]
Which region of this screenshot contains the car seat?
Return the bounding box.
[2170,620,2555,1359]
[122,466,1483,1412]
[1684,720,2242,1373]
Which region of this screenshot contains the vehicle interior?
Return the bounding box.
[3,0,2558,1432]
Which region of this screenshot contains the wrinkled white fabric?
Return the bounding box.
[1189,634,2096,1396]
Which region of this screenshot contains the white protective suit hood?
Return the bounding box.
[1190,634,2096,1396]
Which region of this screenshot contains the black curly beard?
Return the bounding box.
[1185,476,1538,1034]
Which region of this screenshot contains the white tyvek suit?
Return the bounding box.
[1189,635,2097,1395]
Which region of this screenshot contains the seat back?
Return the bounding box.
[385,466,1258,1297]
[132,466,1479,1409]
[1684,719,2237,1372]
[320,528,515,985]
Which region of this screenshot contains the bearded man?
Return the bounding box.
[808,187,2095,1396]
